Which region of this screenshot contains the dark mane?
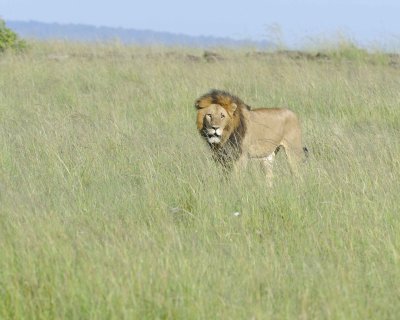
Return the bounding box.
[216,109,247,168]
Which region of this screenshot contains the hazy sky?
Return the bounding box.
[1,0,400,46]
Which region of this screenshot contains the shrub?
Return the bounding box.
[0,19,26,52]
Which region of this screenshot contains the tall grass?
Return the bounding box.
[1,41,400,319]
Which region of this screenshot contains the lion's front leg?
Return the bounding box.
[233,153,248,176]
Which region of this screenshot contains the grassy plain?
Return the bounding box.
[1,41,400,319]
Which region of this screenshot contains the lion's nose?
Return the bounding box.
[212,125,219,130]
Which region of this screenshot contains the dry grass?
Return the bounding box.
[1,41,400,319]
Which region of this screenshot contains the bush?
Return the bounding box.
[0,19,26,52]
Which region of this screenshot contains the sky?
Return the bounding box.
[1,0,400,47]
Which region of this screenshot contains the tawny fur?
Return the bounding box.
[195,89,307,179]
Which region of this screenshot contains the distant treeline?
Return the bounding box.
[6,20,271,48]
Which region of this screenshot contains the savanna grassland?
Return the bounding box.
[1,41,400,319]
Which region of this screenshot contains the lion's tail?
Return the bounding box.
[303,146,309,162]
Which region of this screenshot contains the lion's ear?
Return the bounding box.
[230,103,237,113]
[195,100,200,109]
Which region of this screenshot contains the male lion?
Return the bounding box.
[195,89,308,182]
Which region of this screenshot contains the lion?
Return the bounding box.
[195,89,308,182]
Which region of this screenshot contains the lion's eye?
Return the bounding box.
[221,113,225,118]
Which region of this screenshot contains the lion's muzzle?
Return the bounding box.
[205,127,222,144]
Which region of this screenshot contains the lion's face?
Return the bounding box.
[197,104,235,145]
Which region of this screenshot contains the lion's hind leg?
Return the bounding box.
[281,143,304,177]
[280,123,305,177]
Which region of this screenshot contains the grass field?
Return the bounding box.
[1,41,400,319]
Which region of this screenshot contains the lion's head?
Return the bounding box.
[196,102,235,145]
[195,89,249,147]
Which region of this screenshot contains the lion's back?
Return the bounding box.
[243,107,302,154]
